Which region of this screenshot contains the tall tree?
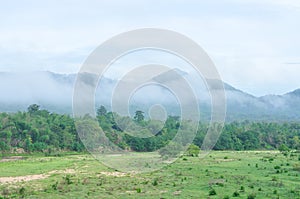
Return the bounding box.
[97,106,107,117]
[28,104,40,115]
[134,110,144,123]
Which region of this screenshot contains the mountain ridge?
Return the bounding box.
[0,71,299,121]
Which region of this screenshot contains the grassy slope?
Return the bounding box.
[0,151,300,198]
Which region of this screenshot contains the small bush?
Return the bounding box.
[136,188,141,193]
[152,179,158,186]
[19,187,26,196]
[240,186,245,192]
[64,175,72,185]
[52,181,58,190]
[274,165,281,170]
[232,191,240,197]
[186,144,200,157]
[209,189,217,196]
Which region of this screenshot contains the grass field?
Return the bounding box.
[1,151,300,198]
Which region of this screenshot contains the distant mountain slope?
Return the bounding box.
[0,71,299,121]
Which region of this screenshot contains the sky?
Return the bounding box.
[0,0,299,96]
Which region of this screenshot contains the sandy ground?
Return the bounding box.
[99,171,128,177]
[0,174,50,184]
[0,156,25,162]
[0,169,76,184]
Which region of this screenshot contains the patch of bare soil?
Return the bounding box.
[0,169,76,184]
[99,171,129,177]
[0,174,49,184]
[48,169,76,174]
[0,156,25,162]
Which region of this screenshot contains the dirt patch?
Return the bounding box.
[0,168,77,184]
[209,179,226,185]
[216,158,235,163]
[99,171,129,177]
[173,191,182,195]
[0,156,26,162]
[0,174,49,184]
[47,169,76,175]
[107,154,122,157]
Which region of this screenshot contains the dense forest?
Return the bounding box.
[0,104,300,154]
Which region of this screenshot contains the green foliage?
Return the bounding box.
[27,104,40,115]
[2,105,300,155]
[186,144,200,157]
[232,191,240,197]
[134,110,145,124]
[97,105,107,117]
[152,179,158,186]
[240,185,245,192]
[209,188,217,195]
[0,105,84,153]
[19,187,25,196]
[136,188,141,193]
[278,144,290,156]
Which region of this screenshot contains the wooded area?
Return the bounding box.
[1,105,299,154]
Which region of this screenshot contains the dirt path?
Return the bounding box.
[0,174,50,184]
[0,156,25,162]
[0,169,76,184]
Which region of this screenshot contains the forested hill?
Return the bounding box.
[1,105,300,154]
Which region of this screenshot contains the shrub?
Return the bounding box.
[232,191,240,197]
[63,175,72,185]
[152,179,158,186]
[209,189,217,196]
[274,165,281,170]
[240,186,245,192]
[186,144,200,157]
[19,187,26,196]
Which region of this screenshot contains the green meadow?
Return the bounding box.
[1,151,300,199]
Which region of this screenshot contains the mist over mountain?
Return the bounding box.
[0,71,299,122]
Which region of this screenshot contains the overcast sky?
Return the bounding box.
[0,0,299,96]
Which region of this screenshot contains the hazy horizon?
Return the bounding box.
[0,69,299,97]
[1,0,300,96]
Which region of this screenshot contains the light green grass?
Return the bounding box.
[1,151,300,198]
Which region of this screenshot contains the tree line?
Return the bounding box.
[0,105,300,154]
